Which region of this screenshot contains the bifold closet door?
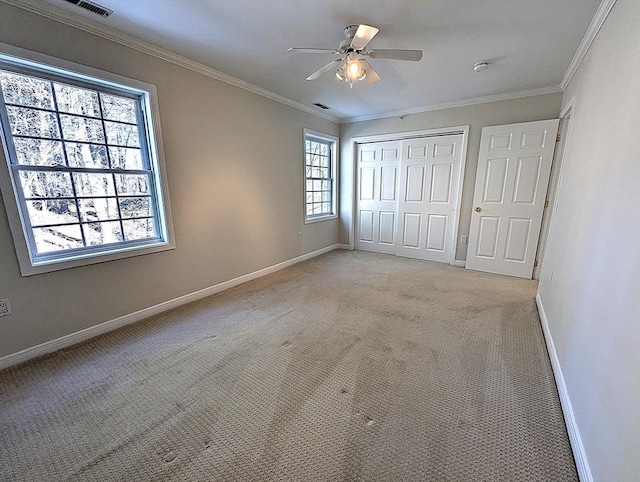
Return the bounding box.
[355,141,401,254]
[355,134,463,263]
[395,135,463,263]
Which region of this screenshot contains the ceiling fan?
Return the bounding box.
[288,24,423,87]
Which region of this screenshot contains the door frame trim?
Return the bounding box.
[349,125,469,266]
[535,100,575,280]
[533,105,572,279]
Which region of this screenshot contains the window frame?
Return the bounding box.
[0,43,174,276]
[303,129,338,224]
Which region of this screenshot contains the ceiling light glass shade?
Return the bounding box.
[347,59,367,80]
[336,58,367,87]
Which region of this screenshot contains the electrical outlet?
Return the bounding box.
[297,232,302,241]
[460,235,468,244]
[0,299,12,317]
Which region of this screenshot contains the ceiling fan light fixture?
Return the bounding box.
[290,24,421,86]
[346,59,367,80]
[335,58,367,87]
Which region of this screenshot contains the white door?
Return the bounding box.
[466,119,559,278]
[396,135,463,262]
[355,141,401,254]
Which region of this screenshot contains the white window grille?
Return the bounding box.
[0,48,173,275]
[304,130,337,222]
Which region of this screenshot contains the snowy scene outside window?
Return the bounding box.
[304,132,336,221]
[0,54,172,274]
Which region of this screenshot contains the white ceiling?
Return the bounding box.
[10,0,601,122]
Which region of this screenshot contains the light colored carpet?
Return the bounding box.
[0,250,577,481]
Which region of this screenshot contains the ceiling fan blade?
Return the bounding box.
[360,59,381,84]
[367,49,423,61]
[306,59,342,80]
[288,48,339,54]
[350,24,379,50]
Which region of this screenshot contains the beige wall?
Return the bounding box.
[0,4,339,357]
[339,93,563,259]
[538,1,640,481]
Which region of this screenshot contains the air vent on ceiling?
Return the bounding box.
[63,0,113,18]
[313,103,331,110]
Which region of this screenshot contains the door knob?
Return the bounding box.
[475,206,482,212]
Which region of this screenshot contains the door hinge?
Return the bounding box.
[556,134,561,142]
[544,200,549,208]
[534,260,538,267]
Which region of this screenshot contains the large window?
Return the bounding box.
[304,130,337,223]
[0,47,173,275]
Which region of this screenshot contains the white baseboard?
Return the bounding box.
[0,244,341,371]
[536,294,592,482]
[453,260,466,268]
[338,243,352,250]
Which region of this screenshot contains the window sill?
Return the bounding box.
[304,214,338,225]
[18,241,175,276]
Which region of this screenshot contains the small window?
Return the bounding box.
[304,129,338,223]
[0,48,173,275]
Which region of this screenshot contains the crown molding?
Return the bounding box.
[1,0,608,125]
[560,0,617,90]
[340,85,563,124]
[0,0,342,123]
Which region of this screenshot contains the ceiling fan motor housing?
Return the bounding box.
[339,38,357,53]
[344,25,359,39]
